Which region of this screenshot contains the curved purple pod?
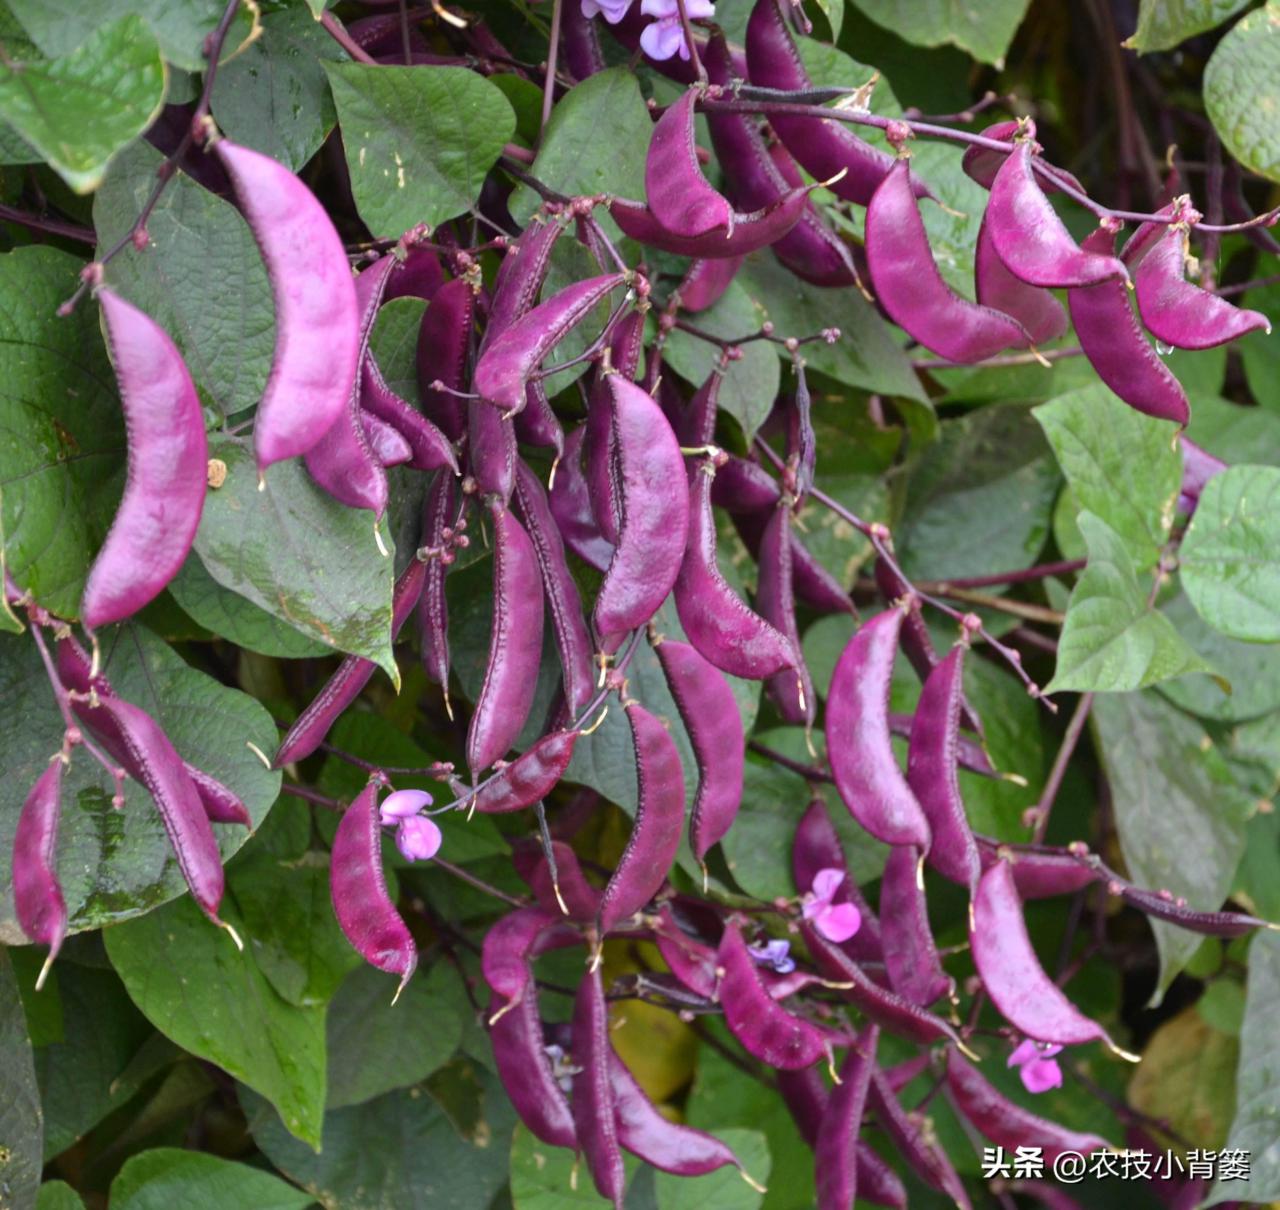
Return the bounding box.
[646,88,735,239]
[1179,438,1226,515]
[417,473,455,701]
[793,799,883,963]
[1120,201,1178,269]
[974,209,1068,346]
[593,376,690,646]
[596,703,686,935]
[474,272,627,414]
[972,860,1122,1049]
[711,455,781,515]
[82,288,207,629]
[610,191,810,259]
[879,844,952,1007]
[514,462,596,714]
[471,731,579,814]
[468,399,518,502]
[1068,226,1189,427]
[361,410,413,468]
[892,713,995,778]
[484,217,566,348]
[731,507,853,615]
[466,502,545,775]
[13,760,67,971]
[868,1069,973,1210]
[331,782,416,992]
[652,904,719,998]
[549,426,615,571]
[744,0,925,206]
[944,1048,1111,1162]
[976,841,1101,900]
[653,637,745,866]
[867,160,1030,364]
[489,992,578,1146]
[676,256,744,313]
[1115,882,1271,937]
[776,1066,826,1147]
[482,905,577,1008]
[907,645,982,892]
[1134,225,1271,350]
[961,120,1084,195]
[416,277,474,441]
[215,140,359,470]
[560,0,605,81]
[385,244,444,304]
[361,356,458,473]
[826,607,932,849]
[986,143,1128,288]
[758,504,813,725]
[679,362,727,449]
[514,380,564,456]
[274,558,427,767]
[183,765,252,828]
[585,372,623,546]
[511,838,601,921]
[815,1025,878,1210]
[674,464,796,679]
[572,967,626,1208]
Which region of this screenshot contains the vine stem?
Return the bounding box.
[0,205,94,245]
[912,346,1084,371]
[920,559,1085,590]
[1029,692,1094,843]
[319,11,378,64]
[541,0,563,135]
[673,0,706,84]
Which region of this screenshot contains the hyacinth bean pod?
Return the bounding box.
[731,507,854,616]
[331,782,417,993]
[593,375,690,646]
[792,799,883,962]
[645,88,735,239]
[712,455,785,514]
[571,966,626,1208]
[274,558,427,767]
[182,765,253,828]
[976,841,1102,900]
[788,365,817,499]
[892,713,996,778]
[609,308,648,383]
[867,1069,973,1210]
[717,919,832,1069]
[1120,201,1178,269]
[653,637,745,865]
[13,760,67,974]
[757,504,813,725]
[81,289,207,629]
[514,381,564,456]
[560,0,606,81]
[466,502,545,775]
[468,400,518,502]
[944,1048,1111,1162]
[361,410,414,468]
[586,374,623,547]
[1133,224,1271,349]
[961,120,1085,195]
[907,645,982,892]
[214,139,360,469]
[972,859,1123,1050]
[866,161,1030,364]
[1067,226,1189,427]
[826,607,932,849]
[470,731,579,814]
[360,356,458,473]
[744,0,923,207]
[608,192,812,259]
[549,426,615,571]
[676,255,744,313]
[986,143,1129,288]
[651,904,720,998]
[384,243,444,303]
[483,216,566,347]
[416,276,474,441]
[974,209,1069,346]
[815,1025,878,1210]
[511,838,600,920]
[879,844,953,1006]
[489,992,578,1146]
[417,472,455,703]
[1179,438,1226,515]
[482,905,576,1009]
[679,362,728,450]
[674,462,796,679]
[596,703,686,934]
[1114,882,1272,936]
[474,272,627,414]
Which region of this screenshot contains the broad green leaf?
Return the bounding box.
[1092,690,1251,1000]
[663,281,780,441]
[0,949,41,1208]
[0,488,24,633]
[1126,0,1252,51]
[1187,388,1280,464]
[653,1129,769,1210]
[325,63,514,235]
[211,3,344,172]
[369,297,428,405]
[1238,281,1280,414]
[95,141,275,420]
[194,440,397,678]
[106,893,328,1150]
[109,1148,315,1210]
[896,403,1059,582]
[1034,382,1182,569]
[0,624,279,942]
[37,1182,86,1210]
[303,0,328,17]
[510,68,650,226]
[1180,465,1280,642]
[849,0,1032,66]
[1198,980,1247,1036]
[1207,932,1280,1205]
[1048,512,1214,694]
[0,15,165,193]
[510,1121,642,1208]
[1205,2,1280,184]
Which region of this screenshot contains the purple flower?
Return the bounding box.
[747,938,796,974]
[638,0,715,61]
[379,788,433,826]
[581,0,634,22]
[394,815,443,863]
[1007,1039,1064,1094]
[802,867,861,943]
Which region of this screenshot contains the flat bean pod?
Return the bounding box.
[676,256,744,313]
[482,905,576,1009]
[483,216,565,346]
[360,355,458,473]
[417,473,455,704]
[880,844,952,1006]
[13,760,67,974]
[549,426,615,571]
[974,209,1068,346]
[468,399,518,502]
[489,990,578,1146]
[572,966,626,1207]
[560,0,606,81]
[471,731,579,814]
[511,838,601,920]
[757,504,813,725]
[646,88,735,239]
[609,192,811,258]
[962,120,1084,194]
[1179,438,1226,515]
[867,1069,973,1210]
[361,410,414,467]
[416,277,474,441]
[815,1025,878,1210]
[679,363,727,449]
[514,380,564,456]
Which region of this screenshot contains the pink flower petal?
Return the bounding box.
[811,867,845,903]
[816,902,861,943]
[1007,1038,1041,1069]
[1020,1057,1063,1095]
[379,788,433,825]
[395,816,443,862]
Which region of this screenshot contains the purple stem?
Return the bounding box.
[319,11,379,64]
[1030,693,1094,843]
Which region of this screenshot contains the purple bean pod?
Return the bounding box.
[609,191,811,259]
[1121,201,1178,269]
[274,557,427,767]
[961,120,1084,194]
[81,288,208,629]
[468,400,518,502]
[215,139,360,469]
[417,473,456,708]
[586,369,623,546]
[471,731,579,814]
[1178,438,1226,516]
[892,713,996,778]
[1113,879,1272,936]
[679,362,727,448]
[360,355,458,473]
[361,410,414,468]
[867,1068,973,1210]
[385,243,445,304]
[571,966,626,1208]
[646,88,735,239]
[467,501,545,775]
[1067,225,1189,427]
[676,256,744,313]
[560,0,606,81]
[652,903,720,998]
[976,841,1102,900]
[13,759,67,976]
[711,455,782,514]
[484,216,566,347]
[758,503,814,725]
[730,505,854,615]
[490,991,578,1147]
[511,838,601,920]
[416,276,474,441]
[652,636,745,867]
[514,380,565,456]
[815,1024,879,1210]
[866,159,1030,364]
[182,764,252,828]
[974,208,1068,346]
[549,426,615,571]
[482,905,578,1009]
[880,844,953,1006]
[793,799,884,962]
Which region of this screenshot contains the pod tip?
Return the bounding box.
[245,740,272,769]
[1106,1039,1141,1063]
[740,1170,767,1194]
[35,948,58,992]
[553,880,570,917]
[375,526,389,558]
[957,1038,982,1062]
[1000,771,1029,787]
[219,919,245,952]
[488,997,517,1027]
[391,967,413,1005]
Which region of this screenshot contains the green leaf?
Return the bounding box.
[1034,382,1182,569]
[1205,2,1280,184]
[210,4,343,172]
[510,1121,641,1208]
[509,68,650,226]
[654,1129,769,1210]
[94,141,275,420]
[1092,691,1251,1000]
[1048,512,1215,694]
[1198,980,1247,1036]
[1125,0,1252,51]
[194,439,397,678]
[37,1181,86,1210]
[325,63,514,236]
[0,949,41,1208]
[106,893,328,1150]
[663,281,780,442]
[848,0,1032,66]
[1180,465,1280,642]
[1188,388,1280,463]
[1238,281,1280,414]
[0,624,279,942]
[1208,931,1280,1205]
[109,1148,315,1210]
[369,297,428,405]
[0,488,25,634]
[0,15,165,193]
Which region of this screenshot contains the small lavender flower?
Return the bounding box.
[747,938,796,974]
[802,867,861,943]
[638,0,715,61]
[1007,1039,1064,1094]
